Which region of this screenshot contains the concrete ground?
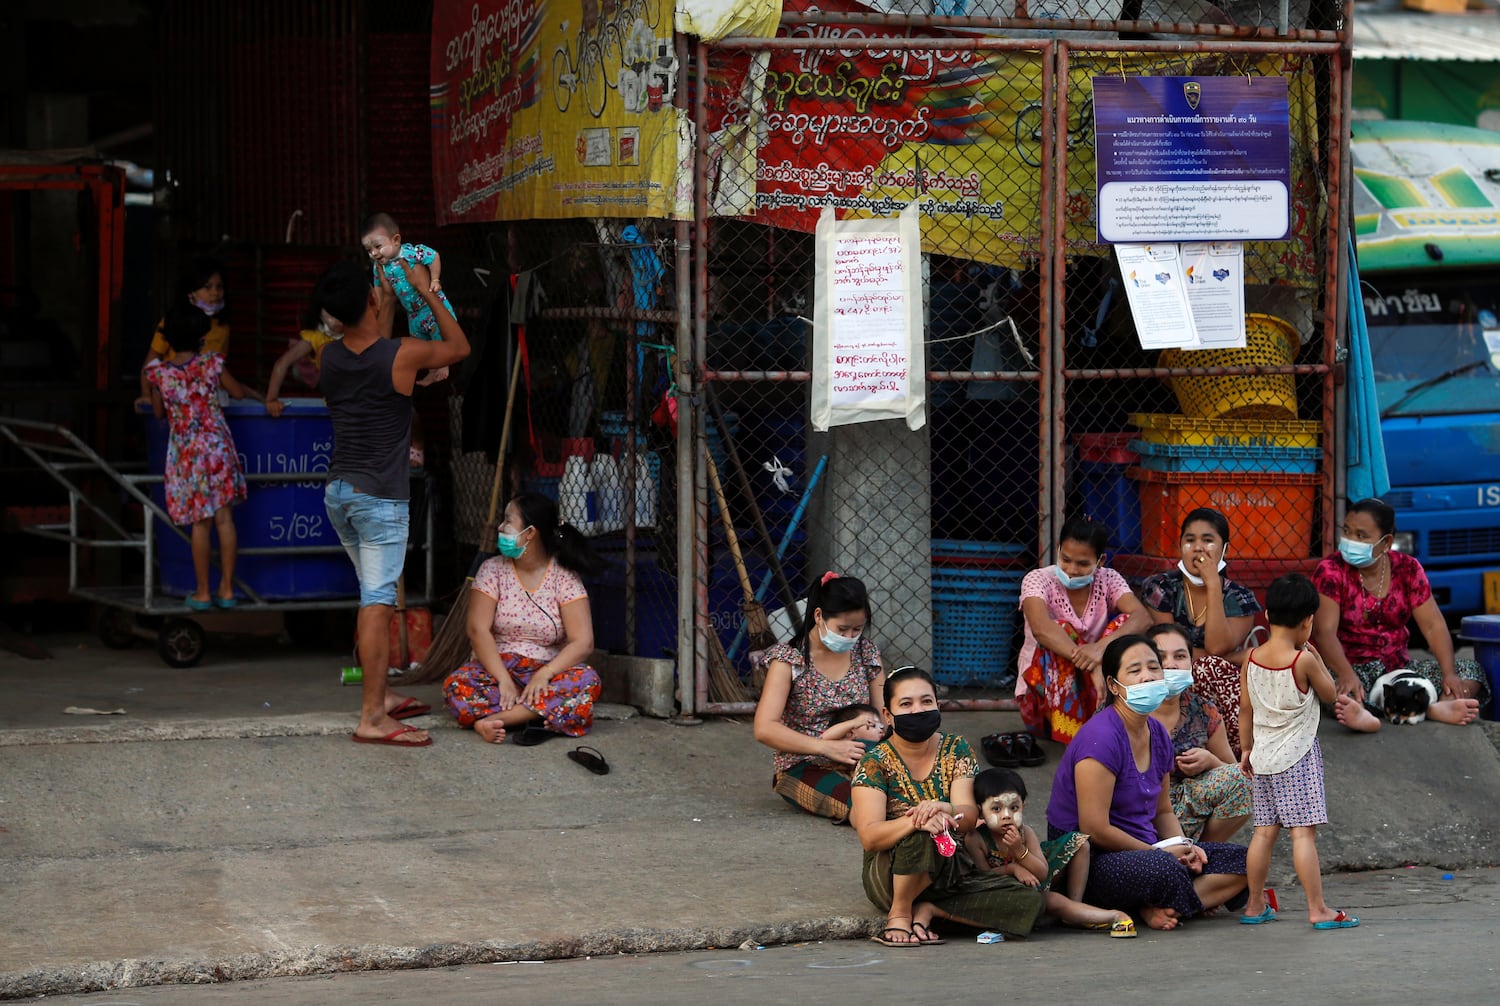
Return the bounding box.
[17,866,1500,1006]
[2,625,1499,999]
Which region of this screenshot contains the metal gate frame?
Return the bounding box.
[684,14,1352,717]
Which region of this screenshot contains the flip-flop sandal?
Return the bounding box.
[1239,906,1278,925]
[910,922,946,946]
[388,697,432,720]
[350,725,432,747]
[567,745,610,775]
[981,732,1021,768]
[511,724,561,747]
[213,596,238,609]
[1109,917,1137,938]
[184,597,213,612]
[1013,733,1048,767]
[870,927,920,948]
[1312,910,1360,930]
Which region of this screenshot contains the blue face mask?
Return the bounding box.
[1117,679,1169,715]
[1163,668,1194,697]
[496,527,529,560]
[821,627,859,653]
[1052,564,1094,590]
[1339,536,1383,569]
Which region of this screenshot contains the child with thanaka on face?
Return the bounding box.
[822,703,885,747]
[360,212,456,386]
[1238,574,1358,930]
[963,767,1137,937]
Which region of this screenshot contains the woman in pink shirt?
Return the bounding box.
[1017,517,1153,744]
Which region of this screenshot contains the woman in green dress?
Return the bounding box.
[851,665,1047,946]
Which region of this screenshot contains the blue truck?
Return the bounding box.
[1351,119,1500,617]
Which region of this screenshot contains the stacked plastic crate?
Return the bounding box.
[1123,314,1322,563]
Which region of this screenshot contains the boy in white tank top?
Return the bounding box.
[1237,574,1358,930]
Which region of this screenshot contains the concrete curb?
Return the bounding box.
[0,917,882,1000]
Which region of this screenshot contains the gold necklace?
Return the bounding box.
[1183,583,1207,625]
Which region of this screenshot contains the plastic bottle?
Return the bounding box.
[560,455,597,534]
[634,454,658,527]
[593,455,624,533]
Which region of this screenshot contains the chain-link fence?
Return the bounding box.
[690,30,1347,714]
[444,219,681,663]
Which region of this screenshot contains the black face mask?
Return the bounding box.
[891,709,941,743]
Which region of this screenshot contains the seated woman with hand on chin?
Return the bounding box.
[1046,634,1248,931]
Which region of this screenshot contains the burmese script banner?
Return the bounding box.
[431,0,681,224]
[702,2,1323,284]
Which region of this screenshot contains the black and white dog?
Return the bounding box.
[1367,668,1437,725]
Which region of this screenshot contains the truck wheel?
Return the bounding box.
[159,618,206,668]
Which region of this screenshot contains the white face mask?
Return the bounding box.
[1178,544,1228,586]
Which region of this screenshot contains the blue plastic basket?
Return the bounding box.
[931,567,1024,687]
[1128,439,1321,475]
[932,539,1029,568]
[1074,460,1142,551]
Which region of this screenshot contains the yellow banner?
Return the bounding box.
[431,0,683,223]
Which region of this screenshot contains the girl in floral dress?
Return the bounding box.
[754,573,885,821]
[144,303,256,609]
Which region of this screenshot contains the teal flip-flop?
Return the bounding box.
[1312,911,1359,930]
[1239,906,1277,925]
[184,597,213,612]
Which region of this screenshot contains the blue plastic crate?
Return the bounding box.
[932,539,1029,568]
[1076,460,1142,551]
[931,567,1024,686]
[1128,439,1321,474]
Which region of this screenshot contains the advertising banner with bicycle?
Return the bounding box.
[431,0,680,225]
[702,3,1324,285]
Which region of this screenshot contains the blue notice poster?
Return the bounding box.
[1093,76,1291,243]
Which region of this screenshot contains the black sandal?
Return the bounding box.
[511,724,561,747]
[567,745,610,775]
[981,732,1021,768]
[1013,733,1047,767]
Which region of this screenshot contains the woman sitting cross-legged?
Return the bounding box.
[442,492,607,745]
[851,666,1046,947]
[1146,623,1252,844]
[1016,516,1153,745]
[1046,634,1249,931]
[1313,499,1486,730]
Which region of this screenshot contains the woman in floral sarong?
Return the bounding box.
[444,492,606,744]
[755,573,885,821]
[1016,517,1153,743]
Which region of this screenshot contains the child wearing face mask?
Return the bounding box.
[136,256,232,406]
[361,212,456,385]
[1238,574,1357,930]
[965,768,1136,937]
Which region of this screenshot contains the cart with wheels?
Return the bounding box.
[2,409,432,668]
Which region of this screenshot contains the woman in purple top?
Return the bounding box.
[1046,634,1248,931]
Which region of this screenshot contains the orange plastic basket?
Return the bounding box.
[1127,466,1319,560]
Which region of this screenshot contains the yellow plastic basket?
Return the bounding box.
[1158,314,1301,420]
[1128,412,1321,449]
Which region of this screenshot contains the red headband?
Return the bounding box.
[821,571,841,586]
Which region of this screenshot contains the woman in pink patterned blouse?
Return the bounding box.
[444,493,607,745]
[1016,516,1153,744]
[754,573,886,822]
[1311,498,1485,731]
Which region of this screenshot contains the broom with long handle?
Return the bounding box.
[707,455,776,653]
[413,349,525,682]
